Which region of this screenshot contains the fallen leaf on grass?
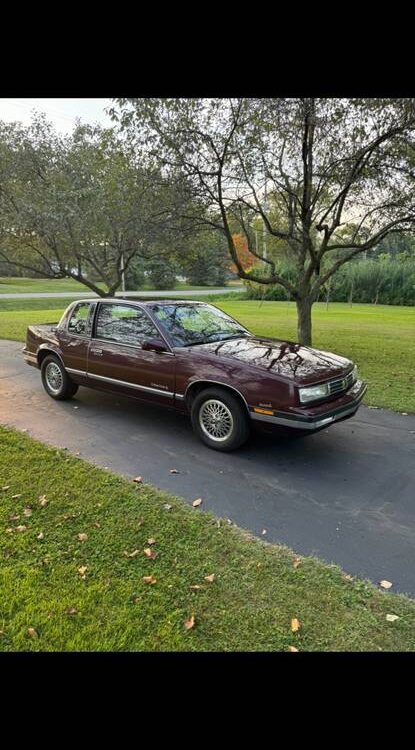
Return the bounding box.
[11,494,22,499]
[192,498,203,508]
[93,522,101,528]
[288,646,299,652]
[16,525,27,533]
[65,607,78,616]
[9,513,20,521]
[147,538,156,545]
[78,533,88,542]
[143,576,157,585]
[133,476,143,484]
[143,548,158,560]
[291,618,301,633]
[386,614,399,622]
[204,574,215,583]
[2,486,10,491]
[190,585,202,591]
[163,504,172,511]
[123,549,140,558]
[27,627,38,638]
[293,557,301,569]
[380,580,393,590]
[37,532,44,540]
[23,508,33,517]
[38,496,48,507]
[184,615,195,631]
[78,566,88,577]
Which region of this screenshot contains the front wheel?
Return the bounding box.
[41,355,79,400]
[190,387,250,451]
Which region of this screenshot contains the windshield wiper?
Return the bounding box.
[205,331,249,342]
[181,331,249,347]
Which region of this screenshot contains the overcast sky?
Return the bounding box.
[0,98,115,133]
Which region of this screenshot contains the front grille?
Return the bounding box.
[328,370,355,396]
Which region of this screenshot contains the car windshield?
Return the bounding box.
[151,303,250,347]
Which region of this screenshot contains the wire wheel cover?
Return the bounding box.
[199,399,234,441]
[45,362,63,394]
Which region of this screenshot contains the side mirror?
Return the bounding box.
[142,337,169,353]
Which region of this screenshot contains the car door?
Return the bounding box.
[87,302,176,405]
[57,301,96,379]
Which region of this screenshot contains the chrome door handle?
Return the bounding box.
[91,348,103,355]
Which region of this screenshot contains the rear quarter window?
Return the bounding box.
[67,303,94,336]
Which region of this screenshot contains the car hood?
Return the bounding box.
[187,336,352,385]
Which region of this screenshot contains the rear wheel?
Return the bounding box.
[190,387,250,451]
[41,355,79,400]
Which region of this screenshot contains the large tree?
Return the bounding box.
[0,116,187,296]
[112,98,415,344]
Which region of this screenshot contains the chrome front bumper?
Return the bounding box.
[250,381,367,431]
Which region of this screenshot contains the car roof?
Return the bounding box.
[71,298,206,307]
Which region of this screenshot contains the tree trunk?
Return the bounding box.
[296,297,313,346]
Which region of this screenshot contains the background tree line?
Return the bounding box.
[0,115,232,292]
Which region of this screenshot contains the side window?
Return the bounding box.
[95,304,159,346]
[67,303,93,336]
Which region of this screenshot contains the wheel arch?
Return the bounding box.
[185,380,250,416]
[37,347,65,369]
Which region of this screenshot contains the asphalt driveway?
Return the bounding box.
[1,339,415,596]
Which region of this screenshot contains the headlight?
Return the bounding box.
[299,383,330,404]
[352,365,358,382]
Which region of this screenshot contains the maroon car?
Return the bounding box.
[23,298,367,451]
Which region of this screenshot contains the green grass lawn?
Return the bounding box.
[1,426,414,652]
[0,298,413,413]
[0,277,107,294]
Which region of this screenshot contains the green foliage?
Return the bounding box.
[124,262,146,290]
[322,254,415,305]
[180,231,230,286]
[245,255,415,306]
[1,426,414,651]
[146,259,177,290]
